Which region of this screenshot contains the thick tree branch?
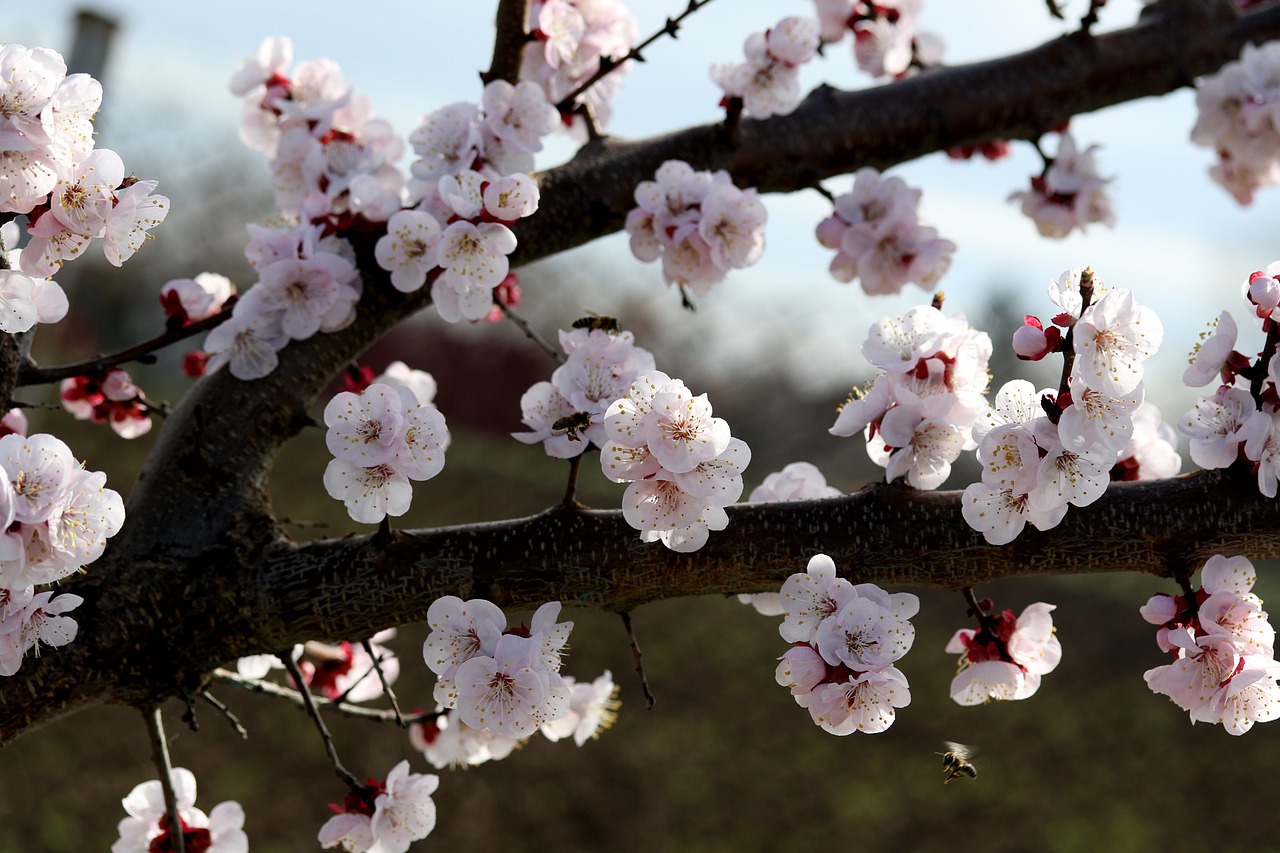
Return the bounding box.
[7,464,1278,744]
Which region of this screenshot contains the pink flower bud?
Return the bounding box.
[1012,316,1061,360]
[1248,272,1280,319]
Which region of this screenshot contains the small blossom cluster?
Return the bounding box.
[625,160,767,296]
[322,373,449,525]
[830,304,991,490]
[231,36,405,223]
[235,631,399,705]
[423,596,577,741]
[377,168,539,323]
[738,462,841,616]
[411,670,620,768]
[519,0,639,137]
[202,222,360,380]
[412,80,557,183]
[2,44,167,321]
[0,431,125,676]
[160,272,236,327]
[710,16,821,119]
[1009,131,1114,238]
[944,601,1061,704]
[319,760,438,853]
[964,268,1176,545]
[815,167,955,295]
[60,368,151,439]
[112,767,247,853]
[811,0,943,78]
[1142,555,1280,735]
[513,320,655,458]
[1176,263,1280,498]
[239,639,402,706]
[600,370,750,552]
[774,554,916,735]
[1191,42,1280,204]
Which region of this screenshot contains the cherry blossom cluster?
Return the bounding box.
[625,160,768,295]
[1191,42,1280,204]
[160,272,237,328]
[1175,262,1280,497]
[738,462,842,615]
[944,600,1061,704]
[811,0,943,78]
[600,370,750,552]
[710,16,821,119]
[964,268,1177,545]
[815,167,955,295]
[411,669,620,768]
[412,79,557,182]
[319,760,438,853]
[231,37,405,223]
[60,368,152,439]
[0,431,125,676]
[830,304,991,489]
[322,372,449,525]
[1009,131,1114,238]
[200,222,360,380]
[300,632,400,703]
[1,44,167,325]
[376,168,540,323]
[774,554,917,735]
[512,320,655,458]
[423,596,576,741]
[519,0,638,136]
[112,767,247,853]
[1142,555,1280,735]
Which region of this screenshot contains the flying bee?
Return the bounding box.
[571,312,620,333]
[551,411,593,442]
[938,742,978,784]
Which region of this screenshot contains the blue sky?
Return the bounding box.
[12,1,1280,416]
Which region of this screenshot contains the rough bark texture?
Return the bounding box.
[2,1,1279,745]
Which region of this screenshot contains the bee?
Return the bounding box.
[571,312,620,333]
[938,741,978,784]
[551,411,593,442]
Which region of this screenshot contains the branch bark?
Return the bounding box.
[3,2,1279,746]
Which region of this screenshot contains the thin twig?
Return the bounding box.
[1079,0,1106,31]
[200,690,249,739]
[1045,0,1066,19]
[144,707,187,853]
[361,639,406,727]
[280,654,363,789]
[212,668,429,724]
[561,454,583,506]
[961,586,987,621]
[619,610,656,709]
[809,182,836,203]
[555,0,721,112]
[18,306,233,387]
[498,300,563,364]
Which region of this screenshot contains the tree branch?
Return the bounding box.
[4,457,1279,744]
[482,0,532,86]
[17,307,233,387]
[513,2,1277,266]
